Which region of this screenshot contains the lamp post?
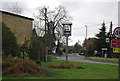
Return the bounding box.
[85,25,87,39]
[85,25,87,57]
[62,22,72,62]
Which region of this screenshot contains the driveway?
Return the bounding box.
[56,53,118,65]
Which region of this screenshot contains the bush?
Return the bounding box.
[49,64,61,68]
[35,60,41,65]
[1,22,19,57]
[49,62,84,69]
[87,45,95,57]
[2,57,46,76]
[60,62,73,69]
[73,66,84,69]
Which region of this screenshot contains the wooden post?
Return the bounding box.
[44,8,47,62]
[66,35,68,62]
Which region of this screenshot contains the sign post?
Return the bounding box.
[112,27,120,79]
[112,27,120,54]
[102,48,108,57]
[62,22,72,62]
[111,39,120,54]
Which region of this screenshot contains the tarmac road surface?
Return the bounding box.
[56,53,118,65]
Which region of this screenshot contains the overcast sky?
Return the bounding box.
[1,0,119,46]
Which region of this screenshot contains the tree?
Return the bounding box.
[34,5,71,37]
[106,21,114,58]
[7,2,23,14]
[34,6,71,41]
[95,22,108,55]
[27,29,44,61]
[83,38,96,56]
[2,22,19,57]
[74,42,82,53]
[34,5,71,55]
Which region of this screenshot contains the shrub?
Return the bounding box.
[1,22,19,57]
[73,66,84,69]
[49,62,84,69]
[2,57,46,76]
[28,37,44,61]
[49,64,61,68]
[35,60,41,65]
[60,62,73,69]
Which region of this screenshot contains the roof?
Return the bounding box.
[0,10,34,21]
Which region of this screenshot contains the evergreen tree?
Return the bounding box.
[95,22,107,54]
[106,21,114,58]
[107,21,113,38]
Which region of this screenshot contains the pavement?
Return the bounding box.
[56,53,119,65]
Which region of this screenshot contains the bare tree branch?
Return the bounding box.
[7,2,23,14]
[33,5,72,43]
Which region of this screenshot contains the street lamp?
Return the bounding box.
[85,25,87,57]
[62,22,72,62]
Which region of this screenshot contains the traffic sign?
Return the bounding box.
[102,48,108,50]
[113,48,120,53]
[113,27,120,39]
[111,39,120,48]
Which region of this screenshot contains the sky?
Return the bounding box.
[1,0,120,46]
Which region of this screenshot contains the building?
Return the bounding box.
[0,10,33,45]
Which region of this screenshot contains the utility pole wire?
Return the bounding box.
[74,22,110,29]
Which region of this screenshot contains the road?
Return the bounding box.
[56,53,118,65]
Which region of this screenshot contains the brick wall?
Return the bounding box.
[1,12,33,45]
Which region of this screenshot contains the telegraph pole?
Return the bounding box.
[44,8,47,62]
[109,21,112,58]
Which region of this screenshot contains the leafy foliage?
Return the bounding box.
[87,44,95,56]
[27,29,44,61]
[83,38,96,56]
[2,22,19,57]
[74,42,82,53]
[28,37,44,61]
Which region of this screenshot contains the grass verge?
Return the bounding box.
[85,57,118,63]
[2,60,118,79]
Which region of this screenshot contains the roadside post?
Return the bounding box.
[112,27,120,79]
[112,27,120,54]
[62,22,72,62]
[106,37,112,58]
[101,48,108,57]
